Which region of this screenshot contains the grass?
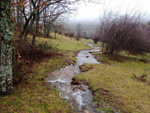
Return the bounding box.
[0,82,73,113]
[28,32,90,51]
[73,52,150,113]
[0,32,89,113]
[0,51,75,113]
[92,41,102,47]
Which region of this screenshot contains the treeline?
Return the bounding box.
[11,0,78,45]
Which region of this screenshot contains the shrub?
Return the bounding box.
[92,35,101,43]
[58,31,61,34]
[76,36,80,41]
[64,32,68,36]
[1,38,59,84]
[99,14,150,54]
[68,32,74,37]
[64,32,74,37]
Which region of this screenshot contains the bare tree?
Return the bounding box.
[14,0,82,45]
[76,23,83,38]
[99,13,149,54]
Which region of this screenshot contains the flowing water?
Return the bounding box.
[46,41,100,113]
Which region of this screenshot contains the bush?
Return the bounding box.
[64,32,74,37]
[8,39,59,84]
[99,14,150,54]
[64,32,68,36]
[68,32,74,37]
[76,36,80,41]
[58,31,62,35]
[92,35,101,43]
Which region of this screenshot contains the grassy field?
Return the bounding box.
[28,33,89,51]
[2,32,150,113]
[73,52,150,113]
[0,33,90,113]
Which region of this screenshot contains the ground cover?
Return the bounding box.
[73,52,150,113]
[0,33,90,113]
[28,33,89,51]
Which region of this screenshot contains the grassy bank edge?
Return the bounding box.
[73,52,150,113]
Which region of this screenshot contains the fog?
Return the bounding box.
[72,0,150,21]
[66,0,150,37]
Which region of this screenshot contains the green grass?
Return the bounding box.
[28,32,90,51]
[73,52,150,113]
[0,82,73,113]
[0,52,75,113]
[0,32,90,113]
[92,41,102,47]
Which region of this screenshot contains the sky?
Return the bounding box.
[71,0,150,22]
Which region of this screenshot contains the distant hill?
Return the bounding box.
[67,18,100,37]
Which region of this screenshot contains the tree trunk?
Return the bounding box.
[44,19,47,36]
[32,12,40,46]
[16,0,20,23]
[20,6,24,31]
[19,14,33,39]
[24,15,36,40]
[24,29,30,41]
[19,20,29,39]
[102,42,104,53]
[43,9,47,37]
[46,22,51,36]
[0,0,13,96]
[55,32,56,39]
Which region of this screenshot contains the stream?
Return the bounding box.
[46,41,100,113]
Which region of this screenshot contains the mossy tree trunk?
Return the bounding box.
[0,0,13,96]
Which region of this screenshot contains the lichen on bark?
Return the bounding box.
[0,0,13,96]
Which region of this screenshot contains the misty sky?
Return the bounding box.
[71,0,150,21]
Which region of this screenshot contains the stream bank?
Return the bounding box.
[46,41,100,113]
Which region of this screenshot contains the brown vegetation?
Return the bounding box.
[92,35,101,43]
[98,14,150,54]
[0,37,58,85]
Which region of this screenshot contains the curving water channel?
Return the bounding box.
[46,41,100,113]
